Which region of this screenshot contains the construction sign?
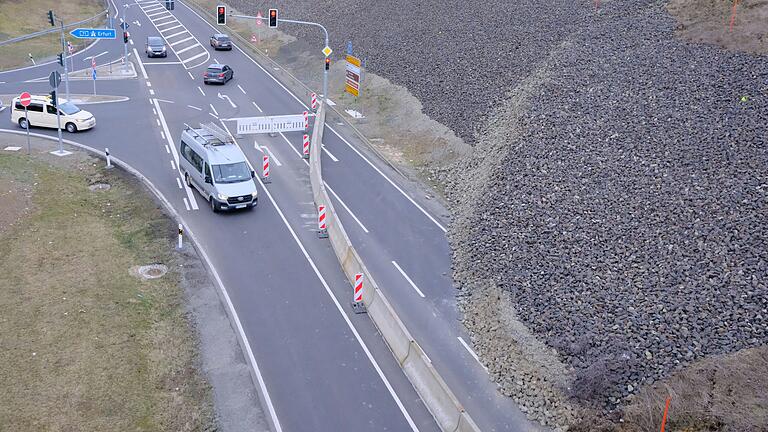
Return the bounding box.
[345,54,361,97]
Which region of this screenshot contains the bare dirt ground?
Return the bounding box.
[667,0,768,54]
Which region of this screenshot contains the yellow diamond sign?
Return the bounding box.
[322,46,332,57]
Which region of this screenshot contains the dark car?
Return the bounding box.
[145,36,167,58]
[203,64,233,84]
[210,34,232,50]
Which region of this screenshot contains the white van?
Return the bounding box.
[10,95,95,133]
[179,123,258,212]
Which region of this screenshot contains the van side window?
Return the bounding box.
[15,102,24,110]
[181,141,192,163]
[27,103,44,113]
[204,163,211,178]
[192,152,203,172]
[46,105,57,114]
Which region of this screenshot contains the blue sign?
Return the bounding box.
[92,69,97,80]
[346,41,353,55]
[69,28,116,39]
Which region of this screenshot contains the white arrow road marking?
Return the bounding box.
[263,146,282,167]
[133,21,142,27]
[254,142,264,153]
[217,92,237,108]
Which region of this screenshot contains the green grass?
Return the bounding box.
[0,0,106,70]
[0,154,215,431]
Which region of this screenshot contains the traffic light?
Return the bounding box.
[217,5,226,25]
[47,10,55,26]
[268,9,278,28]
[57,53,64,66]
[49,90,57,107]
[123,31,129,43]
[325,57,330,71]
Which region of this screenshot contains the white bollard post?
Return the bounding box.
[105,147,112,168]
[177,224,183,249]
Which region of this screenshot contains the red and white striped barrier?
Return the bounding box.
[302,134,310,159]
[353,273,363,303]
[317,204,328,238]
[262,155,270,183]
[303,110,309,131]
[310,93,317,111]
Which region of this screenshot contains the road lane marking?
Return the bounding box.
[216,120,418,432]
[175,44,199,55]
[152,98,199,210]
[165,144,170,154]
[156,119,161,126]
[187,105,202,111]
[146,11,169,18]
[187,71,194,80]
[198,86,205,96]
[176,177,183,189]
[183,197,191,211]
[183,51,208,64]
[322,145,339,162]
[457,337,487,371]
[152,16,176,24]
[213,58,219,64]
[129,39,134,45]
[263,146,282,167]
[160,131,166,140]
[152,108,156,115]
[165,30,188,39]
[392,261,425,298]
[217,92,237,108]
[143,61,183,65]
[171,36,194,47]
[170,159,176,170]
[252,101,263,112]
[325,183,369,233]
[237,84,247,94]
[208,113,219,119]
[146,81,152,87]
[132,48,148,79]
[327,125,447,233]
[160,24,183,32]
[149,89,155,95]
[209,104,218,116]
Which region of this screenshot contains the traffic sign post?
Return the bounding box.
[19,92,32,154]
[48,72,69,157]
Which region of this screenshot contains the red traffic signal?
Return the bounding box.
[269,9,278,28]
[123,32,129,43]
[325,57,330,71]
[217,5,226,25]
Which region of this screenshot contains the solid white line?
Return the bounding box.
[322,145,339,162]
[263,146,282,167]
[392,261,426,298]
[182,51,208,64]
[152,15,176,24]
[279,132,304,159]
[187,104,202,111]
[198,86,205,96]
[237,84,246,94]
[146,11,169,18]
[176,177,183,189]
[132,48,148,79]
[208,113,219,119]
[217,120,418,432]
[187,71,194,80]
[165,144,170,154]
[213,58,220,64]
[209,104,218,116]
[328,126,447,233]
[171,36,194,47]
[149,89,155,95]
[160,24,183,32]
[183,197,191,211]
[252,101,263,112]
[143,61,184,65]
[325,183,370,233]
[153,98,199,210]
[175,44,200,55]
[457,337,486,371]
[165,30,188,39]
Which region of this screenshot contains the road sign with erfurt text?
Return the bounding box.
[70,28,116,39]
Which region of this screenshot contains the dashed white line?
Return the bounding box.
[176,177,183,189]
[156,118,161,126]
[252,101,263,112]
[209,104,218,116]
[322,145,339,162]
[151,98,199,210]
[198,86,205,96]
[237,84,246,94]
[187,71,194,80]
[457,337,487,371]
[146,81,152,87]
[183,197,191,211]
[152,107,157,115]
[149,89,155,95]
[325,183,370,233]
[165,144,170,154]
[213,58,220,64]
[170,159,176,170]
[160,131,166,140]
[129,39,134,46]
[392,261,425,298]
[187,105,202,111]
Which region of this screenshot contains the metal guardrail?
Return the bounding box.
[0,10,109,47]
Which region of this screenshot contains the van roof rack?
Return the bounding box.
[188,122,234,146]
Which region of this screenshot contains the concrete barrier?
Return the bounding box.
[308,104,480,432]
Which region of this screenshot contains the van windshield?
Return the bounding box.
[59,102,81,115]
[212,162,251,184]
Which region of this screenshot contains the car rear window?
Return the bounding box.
[207,67,223,73]
[148,37,163,45]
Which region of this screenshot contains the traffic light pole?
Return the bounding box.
[54,18,71,101]
[123,5,129,70]
[230,13,330,102]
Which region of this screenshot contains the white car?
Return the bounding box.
[10,95,95,133]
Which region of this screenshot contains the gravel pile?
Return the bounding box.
[451,0,768,414]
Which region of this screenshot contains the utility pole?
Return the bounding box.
[122,5,130,70]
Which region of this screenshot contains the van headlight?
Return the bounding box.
[217,193,228,201]
[251,191,258,197]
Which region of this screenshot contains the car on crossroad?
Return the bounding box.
[210,34,232,50]
[10,95,95,133]
[203,64,234,85]
[145,36,167,58]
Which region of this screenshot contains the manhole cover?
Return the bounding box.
[136,264,168,280]
[89,183,111,191]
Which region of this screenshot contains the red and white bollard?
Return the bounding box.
[317,204,328,238]
[262,155,270,183]
[351,273,366,313]
[310,93,317,112]
[303,110,309,131]
[302,134,310,159]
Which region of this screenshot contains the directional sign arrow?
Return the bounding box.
[217,92,237,108]
[70,28,117,39]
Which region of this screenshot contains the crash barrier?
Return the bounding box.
[308,104,480,432]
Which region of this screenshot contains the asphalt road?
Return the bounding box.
[1,1,542,431]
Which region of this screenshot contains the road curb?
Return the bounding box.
[307,107,480,432]
[0,129,279,432]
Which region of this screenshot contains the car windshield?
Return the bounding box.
[58,102,81,115]
[212,162,251,184]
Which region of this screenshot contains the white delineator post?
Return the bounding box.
[303,110,309,131]
[105,147,112,168]
[310,93,317,111]
[317,204,328,238]
[178,224,183,249]
[262,155,270,183]
[303,134,310,159]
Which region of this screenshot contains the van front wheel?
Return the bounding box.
[210,198,220,213]
[65,122,77,133]
[18,118,29,129]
